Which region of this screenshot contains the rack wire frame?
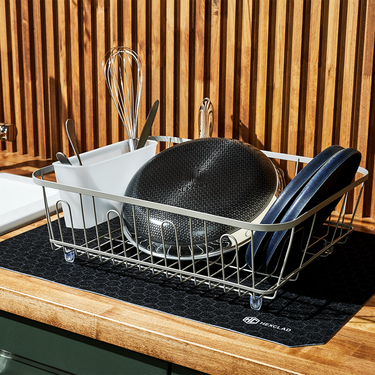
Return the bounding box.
[32,144,368,310]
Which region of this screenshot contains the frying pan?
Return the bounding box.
[122,137,282,260]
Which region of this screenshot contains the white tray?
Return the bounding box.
[0,173,60,235]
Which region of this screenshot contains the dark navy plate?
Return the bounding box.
[263,147,361,273]
[245,145,343,269]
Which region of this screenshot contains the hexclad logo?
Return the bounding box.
[243,316,291,332]
[243,316,260,325]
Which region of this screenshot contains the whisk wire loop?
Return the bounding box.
[102,46,143,150]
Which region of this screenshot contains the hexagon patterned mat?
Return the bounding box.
[1,221,374,347]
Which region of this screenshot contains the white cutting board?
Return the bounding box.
[0,173,60,235]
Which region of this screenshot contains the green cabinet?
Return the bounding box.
[0,311,205,375]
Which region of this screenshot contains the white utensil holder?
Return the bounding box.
[53,139,157,229]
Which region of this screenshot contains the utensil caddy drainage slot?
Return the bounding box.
[32,144,368,310]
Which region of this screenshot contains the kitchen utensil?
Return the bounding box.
[65,119,82,166]
[56,152,72,165]
[198,98,214,138]
[122,137,282,260]
[102,46,142,151]
[136,100,159,150]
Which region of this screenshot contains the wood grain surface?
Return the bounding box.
[1,0,374,220]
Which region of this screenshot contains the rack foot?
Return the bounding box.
[323,239,335,254]
[249,295,263,310]
[64,249,75,263]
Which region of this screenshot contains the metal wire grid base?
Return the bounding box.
[33,149,368,310]
[48,210,353,308]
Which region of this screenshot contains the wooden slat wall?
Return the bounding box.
[0,0,374,218]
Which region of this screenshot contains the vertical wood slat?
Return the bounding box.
[224,0,236,140]
[122,0,133,51]
[151,0,161,139]
[304,0,321,158]
[96,0,108,148]
[239,0,252,144]
[70,0,82,152]
[165,0,175,138]
[9,1,24,154]
[179,0,190,139]
[122,0,135,138]
[110,0,119,143]
[194,0,205,140]
[340,0,360,149]
[321,0,340,151]
[21,0,37,156]
[209,0,221,139]
[45,0,59,159]
[84,0,95,151]
[136,0,147,139]
[358,0,375,218]
[0,0,11,153]
[57,0,69,156]
[122,0,136,140]
[32,0,47,159]
[271,0,287,154]
[0,0,375,220]
[286,0,304,180]
[255,0,269,150]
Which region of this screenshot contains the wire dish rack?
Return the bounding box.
[32,138,368,310]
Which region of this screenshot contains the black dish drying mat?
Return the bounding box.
[1,221,374,347]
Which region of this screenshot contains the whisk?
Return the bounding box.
[102,46,143,151]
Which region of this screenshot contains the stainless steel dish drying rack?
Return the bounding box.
[32,142,368,310]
